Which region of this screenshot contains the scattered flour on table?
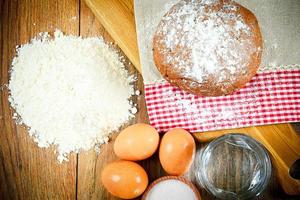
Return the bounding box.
[162,86,254,129]
[8,30,137,162]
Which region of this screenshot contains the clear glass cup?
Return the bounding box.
[195,134,272,200]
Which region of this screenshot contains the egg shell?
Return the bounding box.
[101,160,148,199]
[159,128,196,175]
[114,123,159,161]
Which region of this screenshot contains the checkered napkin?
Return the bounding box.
[144,69,300,132]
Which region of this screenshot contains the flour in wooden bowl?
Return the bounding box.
[8,30,137,162]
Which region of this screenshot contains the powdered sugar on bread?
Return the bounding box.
[153,0,262,96]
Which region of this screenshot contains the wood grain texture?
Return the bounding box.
[0,0,78,199]
[84,0,141,73]
[77,2,121,199]
[0,0,299,199]
[76,3,161,200]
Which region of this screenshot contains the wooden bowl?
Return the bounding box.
[142,176,201,200]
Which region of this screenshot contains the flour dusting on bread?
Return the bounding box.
[153,0,262,96]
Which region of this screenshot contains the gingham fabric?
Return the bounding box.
[144,69,300,132]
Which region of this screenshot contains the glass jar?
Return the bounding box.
[195,134,272,200]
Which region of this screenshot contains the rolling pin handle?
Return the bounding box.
[289,159,300,180]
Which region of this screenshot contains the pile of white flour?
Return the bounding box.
[8,30,137,162]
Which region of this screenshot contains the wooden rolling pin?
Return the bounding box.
[84,0,300,195]
[84,0,141,73]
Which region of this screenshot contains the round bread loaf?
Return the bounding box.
[153,0,262,96]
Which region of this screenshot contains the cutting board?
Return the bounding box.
[84,0,300,195]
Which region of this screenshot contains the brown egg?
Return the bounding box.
[101,160,148,199]
[114,123,159,161]
[159,128,196,175]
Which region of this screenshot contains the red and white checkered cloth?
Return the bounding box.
[144,69,300,132]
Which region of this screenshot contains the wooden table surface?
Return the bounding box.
[0,0,299,199]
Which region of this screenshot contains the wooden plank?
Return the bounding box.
[84,0,141,73]
[0,0,298,199]
[0,0,78,199]
[78,3,147,199]
[77,2,163,200]
[77,2,116,199]
[253,125,300,195]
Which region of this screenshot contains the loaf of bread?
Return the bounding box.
[153,0,262,96]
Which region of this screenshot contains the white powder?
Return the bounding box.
[8,30,136,162]
[146,179,197,200]
[162,86,250,127]
[135,90,141,95]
